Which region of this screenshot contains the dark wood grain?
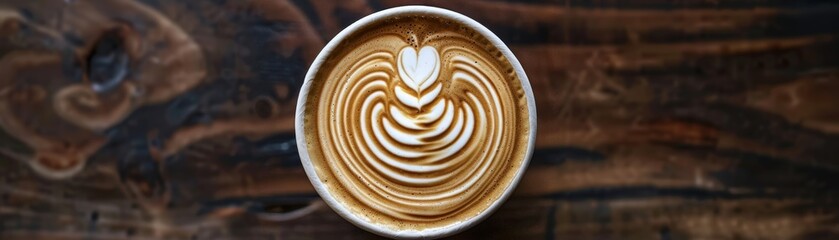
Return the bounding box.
[1,0,838,239]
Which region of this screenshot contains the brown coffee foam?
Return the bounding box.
[303,14,530,230]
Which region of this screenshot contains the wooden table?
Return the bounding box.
[1,0,838,239]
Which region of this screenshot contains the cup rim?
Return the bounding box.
[295,5,537,239]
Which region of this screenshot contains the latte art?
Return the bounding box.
[300,12,533,233]
[375,46,490,170]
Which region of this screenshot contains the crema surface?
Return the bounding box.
[302,14,531,230]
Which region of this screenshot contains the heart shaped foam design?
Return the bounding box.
[396,46,441,109]
[398,46,440,91]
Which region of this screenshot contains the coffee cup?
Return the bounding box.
[295,5,537,238]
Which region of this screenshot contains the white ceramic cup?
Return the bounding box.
[295,5,537,239]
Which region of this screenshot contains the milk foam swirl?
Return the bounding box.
[319,42,515,222]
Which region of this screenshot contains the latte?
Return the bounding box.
[296,6,535,237]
